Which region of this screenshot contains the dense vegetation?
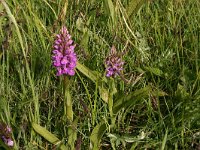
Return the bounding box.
[0,0,200,149]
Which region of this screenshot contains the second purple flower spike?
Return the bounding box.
[0,123,14,147]
[52,26,77,76]
[105,46,124,77]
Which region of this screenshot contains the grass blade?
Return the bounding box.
[161,128,168,150]
[1,0,39,122]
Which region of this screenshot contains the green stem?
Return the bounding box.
[64,76,73,121]
[108,94,115,126]
[108,78,117,127]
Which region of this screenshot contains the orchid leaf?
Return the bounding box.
[67,118,78,149]
[80,30,90,57]
[90,121,107,150]
[113,86,151,114]
[144,66,163,76]
[32,123,68,150]
[98,87,109,103]
[76,62,99,82]
[76,62,109,103]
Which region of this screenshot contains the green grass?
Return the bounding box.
[0,0,200,149]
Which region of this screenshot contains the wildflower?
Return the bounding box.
[5,125,12,134]
[0,122,14,147]
[105,46,124,77]
[1,136,14,147]
[52,26,77,76]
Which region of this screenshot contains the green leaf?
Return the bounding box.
[32,123,68,149]
[152,89,168,97]
[109,78,117,95]
[197,70,200,79]
[123,136,137,143]
[76,62,99,82]
[0,97,7,111]
[67,118,78,149]
[113,86,151,114]
[64,77,73,121]
[98,87,109,103]
[76,17,86,32]
[107,133,118,150]
[80,30,90,57]
[76,62,110,104]
[107,133,118,139]
[175,83,189,98]
[144,66,163,76]
[126,0,147,17]
[90,122,107,150]
[103,0,115,24]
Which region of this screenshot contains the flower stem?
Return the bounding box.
[108,78,117,127]
[64,76,73,121]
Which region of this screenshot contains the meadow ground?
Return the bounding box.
[0,0,200,149]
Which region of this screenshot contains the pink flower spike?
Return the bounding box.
[52,26,77,76]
